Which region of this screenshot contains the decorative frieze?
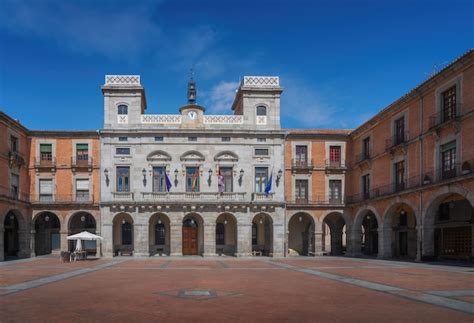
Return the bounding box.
[203,115,244,125]
[141,115,182,124]
[242,76,279,87]
[105,75,141,85]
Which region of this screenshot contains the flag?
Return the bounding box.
[192,168,199,192]
[218,169,224,193]
[264,172,273,196]
[165,172,172,192]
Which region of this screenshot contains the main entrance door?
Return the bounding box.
[183,227,198,255]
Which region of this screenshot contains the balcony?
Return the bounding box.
[252,192,274,202]
[141,192,246,202]
[325,159,346,171]
[8,151,26,169]
[428,104,461,129]
[34,157,56,171]
[71,156,94,171]
[30,194,95,204]
[385,131,409,153]
[112,192,134,201]
[423,160,474,185]
[291,159,313,172]
[287,195,344,207]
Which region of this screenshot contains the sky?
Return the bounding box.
[0,0,472,131]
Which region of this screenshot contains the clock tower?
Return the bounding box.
[187,74,197,104]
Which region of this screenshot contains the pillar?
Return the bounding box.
[133,221,149,257]
[30,229,36,257]
[379,227,392,258]
[422,224,435,258]
[203,222,217,257]
[60,230,68,251]
[170,222,182,256]
[0,228,4,261]
[236,222,251,257]
[313,230,324,256]
[349,229,362,256]
[330,227,343,255]
[101,223,113,257]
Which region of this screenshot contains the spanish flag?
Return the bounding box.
[192,168,199,192]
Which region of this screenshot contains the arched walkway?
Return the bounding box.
[68,212,97,255]
[216,213,237,256]
[112,213,134,256]
[182,213,204,256]
[252,213,273,256]
[424,193,473,260]
[353,209,380,256]
[288,213,314,256]
[322,212,346,255]
[4,211,20,259]
[149,213,170,256]
[34,212,61,256]
[383,203,417,259]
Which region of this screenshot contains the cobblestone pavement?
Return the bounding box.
[1,256,473,322]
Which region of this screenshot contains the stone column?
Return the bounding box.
[349,229,362,256]
[203,222,217,257]
[236,223,252,257]
[313,230,324,256]
[18,229,30,258]
[422,224,434,259]
[170,222,182,256]
[30,230,36,257]
[101,223,114,257]
[379,227,392,258]
[60,230,69,252]
[330,227,343,255]
[0,229,4,261]
[272,223,285,257]
[133,222,149,257]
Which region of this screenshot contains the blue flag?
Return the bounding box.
[264,173,273,196]
[165,172,172,192]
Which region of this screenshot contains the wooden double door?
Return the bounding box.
[182,227,198,255]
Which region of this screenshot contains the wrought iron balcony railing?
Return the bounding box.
[428,104,462,129]
[291,159,314,170]
[385,131,410,152]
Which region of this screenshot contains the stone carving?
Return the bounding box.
[203,115,244,125]
[117,115,128,124]
[256,116,267,125]
[141,115,182,124]
[242,76,279,87]
[105,75,140,85]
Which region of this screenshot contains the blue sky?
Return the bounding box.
[0,0,472,130]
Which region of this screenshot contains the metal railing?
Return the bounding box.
[71,156,93,168]
[428,104,462,128]
[385,131,410,151]
[355,152,371,164]
[325,159,346,169]
[287,195,344,206]
[291,159,314,169]
[34,157,56,168]
[141,192,246,201]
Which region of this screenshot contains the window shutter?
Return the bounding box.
[40,180,53,194]
[40,144,52,153]
[76,179,89,190]
[76,144,88,150]
[441,141,456,152]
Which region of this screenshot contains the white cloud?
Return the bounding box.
[204,81,239,114]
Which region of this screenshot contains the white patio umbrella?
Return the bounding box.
[67,231,104,252]
[74,239,82,252]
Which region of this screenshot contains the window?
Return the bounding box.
[39,179,53,202]
[216,223,225,245]
[257,138,266,143]
[295,180,308,203]
[188,137,197,142]
[76,143,89,162]
[154,136,163,142]
[441,141,456,180]
[442,86,456,122]
[329,146,341,166]
[252,223,258,245]
[438,202,450,221]
[399,212,408,227]
[363,137,371,160]
[75,179,90,201]
[11,173,19,199]
[10,136,18,153]
[295,145,307,166]
[118,137,128,142]
[255,148,269,156]
[186,167,200,192]
[117,105,128,115]
[394,117,405,145]
[362,174,370,199]
[121,221,132,245]
[329,180,342,203]
[40,144,52,161]
[219,167,233,192]
[256,106,267,116]
[153,167,166,192]
[116,147,130,155]
[116,167,130,192]
[155,223,166,245]
[255,167,268,193]
[394,161,405,192]
[221,137,231,142]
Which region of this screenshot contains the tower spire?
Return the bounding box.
[187,68,197,104]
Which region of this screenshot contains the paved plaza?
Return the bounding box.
[0,256,473,322]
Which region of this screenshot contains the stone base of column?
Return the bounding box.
[272,251,285,257]
[133,252,149,257]
[203,252,218,257]
[170,252,183,257]
[235,252,252,257]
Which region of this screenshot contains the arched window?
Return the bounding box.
[256,106,267,116]
[121,221,132,245]
[118,105,128,115]
[216,223,225,245]
[155,223,166,245]
[252,223,258,245]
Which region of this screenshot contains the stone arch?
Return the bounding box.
[149,213,170,256]
[288,212,315,256]
[34,211,61,256]
[216,213,238,256]
[382,201,417,259]
[214,151,239,162]
[423,187,474,259]
[180,150,205,162]
[252,213,273,256]
[182,213,204,256]
[3,209,26,259]
[146,150,172,162]
[68,211,98,254]
[112,213,134,256]
[321,211,347,255]
[353,207,382,257]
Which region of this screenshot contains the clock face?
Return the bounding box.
[188,110,197,120]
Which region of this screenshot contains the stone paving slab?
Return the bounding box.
[0,257,473,322]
